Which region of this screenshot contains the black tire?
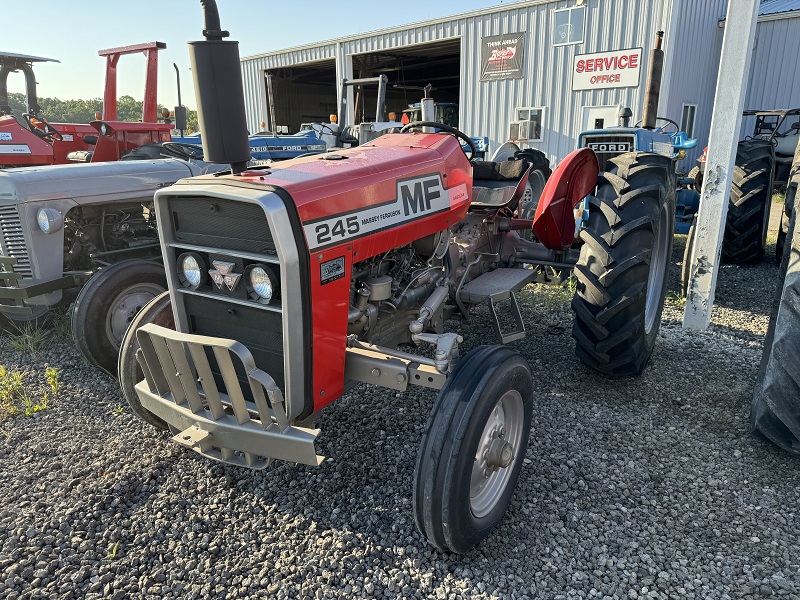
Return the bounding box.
[749,178,800,453]
[682,216,697,296]
[118,291,173,431]
[0,304,49,332]
[413,345,533,554]
[72,259,167,374]
[514,149,552,240]
[723,140,775,264]
[571,152,676,377]
[776,188,793,263]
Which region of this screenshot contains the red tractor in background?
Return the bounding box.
[0,42,173,168]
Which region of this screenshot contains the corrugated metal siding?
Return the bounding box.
[660,0,728,164]
[758,0,800,16]
[242,0,674,164]
[744,16,800,111]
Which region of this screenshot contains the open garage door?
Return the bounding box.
[350,38,461,125]
[265,58,337,133]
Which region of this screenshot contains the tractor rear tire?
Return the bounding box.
[749,177,800,453]
[723,140,775,264]
[117,291,173,431]
[776,142,800,263]
[776,188,793,263]
[72,259,167,374]
[571,152,676,377]
[413,345,533,553]
[515,149,552,240]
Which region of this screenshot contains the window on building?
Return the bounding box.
[680,103,697,138]
[510,107,544,142]
[553,6,586,46]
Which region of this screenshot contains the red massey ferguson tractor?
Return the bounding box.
[0,42,172,167]
[117,1,677,554]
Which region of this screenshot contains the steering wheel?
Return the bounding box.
[24,114,64,141]
[634,116,680,135]
[400,121,477,160]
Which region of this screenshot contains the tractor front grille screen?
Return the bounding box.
[0,205,32,278]
[169,196,277,255]
[167,196,284,398]
[582,135,637,171]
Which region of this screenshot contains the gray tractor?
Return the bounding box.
[0,142,225,372]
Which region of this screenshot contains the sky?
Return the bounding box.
[2,0,507,110]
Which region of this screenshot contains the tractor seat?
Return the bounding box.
[66,150,93,163]
[470,159,531,211]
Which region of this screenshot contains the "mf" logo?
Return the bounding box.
[399,174,444,216]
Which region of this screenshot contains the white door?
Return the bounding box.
[583,105,621,131]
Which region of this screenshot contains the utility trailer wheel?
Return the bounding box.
[72,259,167,374]
[117,291,173,431]
[571,152,676,377]
[750,161,800,453]
[723,139,775,264]
[515,149,552,240]
[413,345,533,554]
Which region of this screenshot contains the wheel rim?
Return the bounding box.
[521,170,547,216]
[106,283,165,349]
[470,389,525,519]
[645,201,670,335]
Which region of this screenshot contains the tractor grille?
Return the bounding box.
[581,134,637,171]
[0,205,32,278]
[166,196,285,398]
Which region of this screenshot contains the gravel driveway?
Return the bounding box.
[1,238,798,600]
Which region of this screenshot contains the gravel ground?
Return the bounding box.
[1,237,798,600]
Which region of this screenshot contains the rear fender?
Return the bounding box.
[533,148,599,250]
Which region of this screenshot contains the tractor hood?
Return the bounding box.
[0,159,205,206]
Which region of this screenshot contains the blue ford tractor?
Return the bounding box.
[577,32,697,236]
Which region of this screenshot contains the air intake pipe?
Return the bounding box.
[189,0,250,174]
[641,31,664,130]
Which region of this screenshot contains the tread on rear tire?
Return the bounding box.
[571,152,676,377]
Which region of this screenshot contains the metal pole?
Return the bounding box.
[173,63,184,137]
[683,0,761,330]
[265,73,277,137]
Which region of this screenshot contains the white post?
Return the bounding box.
[683,0,761,330]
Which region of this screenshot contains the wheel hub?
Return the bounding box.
[107,283,165,348]
[469,390,525,519]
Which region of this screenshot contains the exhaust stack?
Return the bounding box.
[189,0,250,174]
[642,31,664,130]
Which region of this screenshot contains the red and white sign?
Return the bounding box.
[572,48,642,91]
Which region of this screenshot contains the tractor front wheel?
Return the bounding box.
[117,291,173,431]
[571,152,676,377]
[72,259,167,374]
[413,345,533,553]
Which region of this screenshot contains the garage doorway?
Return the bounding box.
[349,38,461,125]
[265,58,337,133]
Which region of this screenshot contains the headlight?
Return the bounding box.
[177,252,206,289]
[37,208,63,234]
[100,123,108,135]
[245,264,278,304]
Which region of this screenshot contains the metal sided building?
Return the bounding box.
[240,0,800,165]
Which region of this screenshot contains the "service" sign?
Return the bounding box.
[572,48,642,91]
